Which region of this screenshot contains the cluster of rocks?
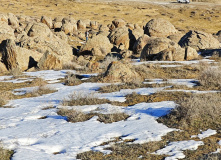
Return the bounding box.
[0,13,220,82]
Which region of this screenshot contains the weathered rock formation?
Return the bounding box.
[102,61,141,83]
[79,34,113,56]
[108,27,130,49]
[179,30,220,51]
[144,18,178,37]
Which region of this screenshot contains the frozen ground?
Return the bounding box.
[0,59,219,159]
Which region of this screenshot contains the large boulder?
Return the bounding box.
[37,51,62,70]
[77,20,86,30]
[133,35,150,55]
[108,27,130,49]
[140,37,176,60]
[185,46,199,60]
[129,28,144,50]
[79,34,113,56]
[1,39,18,70]
[61,22,73,34]
[0,21,15,43]
[0,14,8,23]
[102,61,141,83]
[155,46,185,61]
[178,30,220,51]
[1,39,42,71]
[216,30,221,43]
[90,21,99,30]
[0,62,7,72]
[28,23,51,38]
[144,18,178,37]
[8,13,19,28]
[19,22,73,63]
[167,33,184,44]
[112,19,126,28]
[41,16,53,29]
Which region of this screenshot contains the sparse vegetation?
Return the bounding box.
[62,92,110,106]
[57,108,129,123]
[64,73,82,86]
[0,91,13,107]
[158,93,221,131]
[134,64,200,80]
[9,67,23,78]
[0,144,13,160]
[198,66,221,90]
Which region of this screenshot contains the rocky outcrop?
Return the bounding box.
[144,18,178,37]
[0,62,7,72]
[37,51,62,70]
[179,30,220,51]
[8,13,19,28]
[28,23,51,37]
[167,33,184,44]
[112,19,126,28]
[108,27,129,49]
[1,39,42,71]
[79,34,113,56]
[155,46,185,61]
[0,14,8,23]
[102,61,141,83]
[216,30,221,43]
[140,37,176,60]
[1,39,18,70]
[0,21,15,43]
[77,20,86,30]
[90,21,99,30]
[19,23,73,63]
[61,22,73,34]
[185,46,199,60]
[41,16,53,29]
[133,35,150,55]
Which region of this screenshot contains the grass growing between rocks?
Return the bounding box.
[57,108,129,123]
[134,64,201,80]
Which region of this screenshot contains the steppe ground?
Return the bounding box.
[0,0,221,34]
[0,0,221,159]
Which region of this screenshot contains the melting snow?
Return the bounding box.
[154,140,204,160]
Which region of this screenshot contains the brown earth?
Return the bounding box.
[0,0,220,34]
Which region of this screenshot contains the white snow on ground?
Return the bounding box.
[0,60,215,159]
[144,79,198,88]
[132,59,215,65]
[163,89,219,94]
[0,71,177,160]
[191,129,217,139]
[154,140,204,160]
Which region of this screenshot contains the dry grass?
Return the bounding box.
[57,108,129,123]
[1,0,220,34]
[0,91,13,107]
[63,73,82,86]
[9,68,23,78]
[158,92,221,131]
[62,92,110,106]
[99,56,120,70]
[0,144,13,160]
[198,66,221,90]
[134,64,200,80]
[28,85,57,97]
